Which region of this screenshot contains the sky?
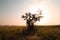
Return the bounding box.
[0,0,60,26]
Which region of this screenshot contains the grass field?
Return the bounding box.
[0,25,60,40]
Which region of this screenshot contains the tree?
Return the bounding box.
[22,10,43,26]
[21,10,43,35]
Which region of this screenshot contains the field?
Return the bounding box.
[0,25,60,40]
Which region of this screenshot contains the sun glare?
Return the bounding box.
[29,1,49,25]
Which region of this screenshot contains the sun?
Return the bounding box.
[28,1,49,25]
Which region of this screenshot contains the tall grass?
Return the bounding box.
[0,25,60,40]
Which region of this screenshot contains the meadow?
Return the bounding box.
[0,25,60,40]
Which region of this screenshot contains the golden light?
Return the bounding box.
[29,1,50,25]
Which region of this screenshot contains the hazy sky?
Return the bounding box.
[0,0,60,25]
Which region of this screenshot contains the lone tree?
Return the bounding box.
[22,10,43,26]
[21,10,43,35]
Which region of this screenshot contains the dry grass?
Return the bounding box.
[0,25,60,40]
